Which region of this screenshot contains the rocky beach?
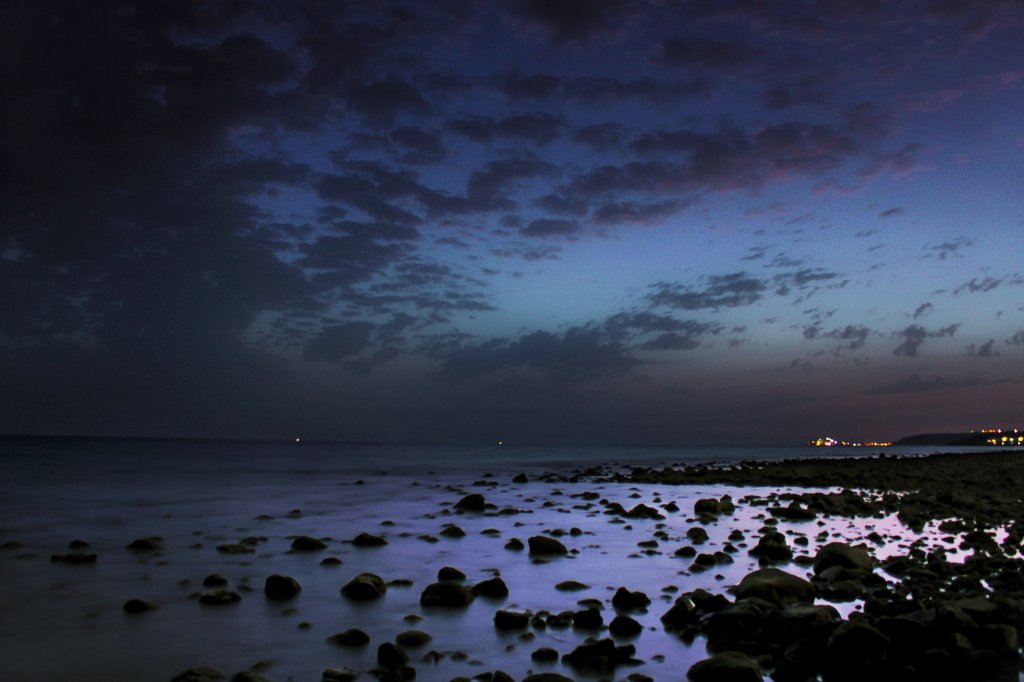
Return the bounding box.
[2,440,1023,681]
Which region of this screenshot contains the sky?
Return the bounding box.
[2,0,1023,446]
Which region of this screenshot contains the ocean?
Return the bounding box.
[0,437,1012,681]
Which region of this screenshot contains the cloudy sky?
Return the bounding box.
[2,1,1023,445]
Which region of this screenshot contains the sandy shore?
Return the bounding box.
[3,449,1023,681]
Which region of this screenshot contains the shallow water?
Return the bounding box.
[0,438,1014,681]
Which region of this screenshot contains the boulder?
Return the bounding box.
[420,580,474,607]
[814,542,873,574]
[454,493,486,511]
[522,675,575,682]
[611,587,650,611]
[572,608,603,629]
[532,647,559,661]
[749,530,792,562]
[528,535,567,556]
[472,576,509,598]
[320,668,358,682]
[290,535,327,551]
[609,614,642,637]
[327,628,370,646]
[395,630,432,647]
[437,566,466,581]
[687,651,763,682]
[661,596,698,630]
[494,609,531,630]
[341,572,387,601]
[821,621,892,681]
[198,589,241,605]
[351,532,387,547]
[264,574,301,600]
[733,568,814,606]
[562,637,636,672]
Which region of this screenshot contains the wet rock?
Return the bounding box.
[264,574,301,600]
[126,537,161,551]
[704,598,778,648]
[420,581,474,607]
[341,572,387,600]
[395,630,432,647]
[513,473,529,483]
[50,553,97,564]
[230,673,270,682]
[199,590,241,605]
[814,542,873,574]
[216,543,254,555]
[687,650,763,681]
[327,628,370,646]
[454,493,486,511]
[439,525,466,538]
[291,535,327,551]
[522,675,575,682]
[609,614,642,637]
[123,598,156,613]
[203,574,228,587]
[611,587,650,611]
[821,620,892,681]
[555,580,589,591]
[320,556,343,567]
[494,609,531,630]
[532,647,559,662]
[749,530,792,562]
[625,503,664,519]
[437,566,466,581]
[351,532,387,547]
[661,595,698,630]
[686,527,709,544]
[528,535,567,556]
[504,538,524,551]
[562,637,637,672]
[773,604,841,643]
[472,576,509,598]
[674,545,697,558]
[572,608,603,629]
[733,568,814,606]
[321,668,359,682]
[377,641,411,671]
[171,667,226,681]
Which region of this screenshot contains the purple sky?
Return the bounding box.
[2,1,1023,445]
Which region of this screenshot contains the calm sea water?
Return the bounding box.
[0,436,1016,682]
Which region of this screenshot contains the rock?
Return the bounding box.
[814,542,873,574]
[123,598,156,613]
[611,587,650,611]
[556,580,589,591]
[216,543,254,554]
[562,637,636,672]
[454,493,486,511]
[395,630,432,647]
[505,538,525,551]
[50,553,97,564]
[749,530,792,562]
[341,572,387,600]
[230,673,270,682]
[821,621,892,680]
[687,651,763,681]
[320,556,343,567]
[291,535,327,551]
[420,581,474,607]
[660,596,698,630]
[203,574,228,587]
[321,667,359,681]
[528,535,567,556]
[773,604,841,642]
[264,574,301,600]
[126,537,161,551]
[327,628,370,646]
[171,667,226,681]
[572,608,603,629]
[437,566,466,581]
[351,532,387,547]
[513,473,529,483]
[733,568,814,606]
[522,675,575,682]
[625,503,663,519]
[532,647,559,662]
[378,641,409,668]
[609,614,642,637]
[472,576,509,598]
[494,609,531,630]
[686,527,709,544]
[199,590,241,605]
[704,598,778,648]
[439,525,466,538]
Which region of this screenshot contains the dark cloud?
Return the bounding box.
[446,113,565,145]
[521,218,580,237]
[924,237,973,260]
[304,322,376,362]
[879,207,904,218]
[345,77,429,124]
[912,303,934,319]
[966,339,999,357]
[572,123,627,151]
[390,127,447,165]
[865,373,993,395]
[513,0,630,44]
[1008,331,1024,346]
[648,273,767,310]
[893,323,960,357]
[439,326,639,382]
[593,200,685,225]
[656,36,764,71]
[952,275,1023,294]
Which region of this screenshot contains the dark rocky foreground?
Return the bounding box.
[575,450,1024,681]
